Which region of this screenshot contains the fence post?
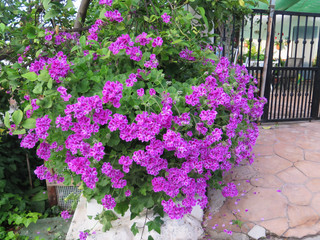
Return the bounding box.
[261,0,276,121]
[311,33,320,119]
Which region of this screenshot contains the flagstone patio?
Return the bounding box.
[203,120,320,240]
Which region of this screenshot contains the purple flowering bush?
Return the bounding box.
[1,0,265,236]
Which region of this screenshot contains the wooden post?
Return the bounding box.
[47,185,58,207]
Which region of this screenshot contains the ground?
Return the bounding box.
[204,121,320,240]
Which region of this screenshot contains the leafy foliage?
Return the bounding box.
[0,0,266,237]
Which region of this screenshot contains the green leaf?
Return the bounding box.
[4,112,10,128]
[71,45,79,52]
[42,0,51,10]
[44,10,59,21]
[171,39,183,44]
[35,49,42,58]
[239,0,245,6]
[197,7,208,28]
[31,191,48,201]
[130,223,139,236]
[258,0,269,5]
[148,236,154,240]
[22,72,38,81]
[65,0,73,8]
[79,36,86,48]
[38,69,50,82]
[33,83,43,94]
[77,79,90,93]
[107,132,120,147]
[206,52,219,61]
[0,23,5,33]
[12,110,23,125]
[114,200,129,216]
[22,118,36,129]
[47,78,53,89]
[12,129,26,135]
[146,217,163,234]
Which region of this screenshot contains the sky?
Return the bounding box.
[74,0,81,11]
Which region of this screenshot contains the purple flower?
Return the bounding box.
[99,0,112,6]
[79,231,89,240]
[135,32,152,46]
[149,88,156,96]
[125,190,131,197]
[101,194,116,209]
[161,13,171,23]
[61,210,72,219]
[137,88,144,97]
[222,183,238,198]
[152,37,163,47]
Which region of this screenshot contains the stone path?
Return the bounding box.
[203,121,320,240]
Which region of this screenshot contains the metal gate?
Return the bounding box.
[224,9,320,122]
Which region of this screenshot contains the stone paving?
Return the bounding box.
[203,121,320,240]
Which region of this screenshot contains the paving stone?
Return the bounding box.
[252,155,292,175]
[227,165,257,181]
[248,225,266,240]
[310,193,320,215]
[287,205,319,228]
[206,230,249,240]
[282,184,312,205]
[204,122,320,239]
[250,174,283,189]
[295,161,320,178]
[205,204,240,233]
[259,217,289,236]
[305,151,320,162]
[306,179,320,193]
[277,167,308,184]
[253,144,275,156]
[296,136,320,150]
[275,131,298,142]
[235,188,287,222]
[274,143,304,162]
[284,224,320,238]
[303,236,320,240]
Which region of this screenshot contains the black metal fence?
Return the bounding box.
[222,9,320,122]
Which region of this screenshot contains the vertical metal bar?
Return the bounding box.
[285,15,293,119]
[231,15,236,62]
[304,17,316,118]
[292,15,300,118]
[307,70,315,117]
[257,13,263,67]
[299,17,309,118]
[277,14,285,119]
[222,27,226,56]
[308,17,317,67]
[240,17,245,65]
[311,24,320,119]
[248,13,254,67]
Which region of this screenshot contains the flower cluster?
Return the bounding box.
[101,194,117,209]
[179,48,196,61]
[30,52,70,82]
[57,86,72,101]
[99,0,112,6]
[144,54,159,69]
[105,10,123,22]
[161,13,171,23]
[61,210,72,220]
[102,81,123,108]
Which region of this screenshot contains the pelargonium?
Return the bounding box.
[10,1,266,235]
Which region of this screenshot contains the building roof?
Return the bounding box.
[255,0,320,13]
